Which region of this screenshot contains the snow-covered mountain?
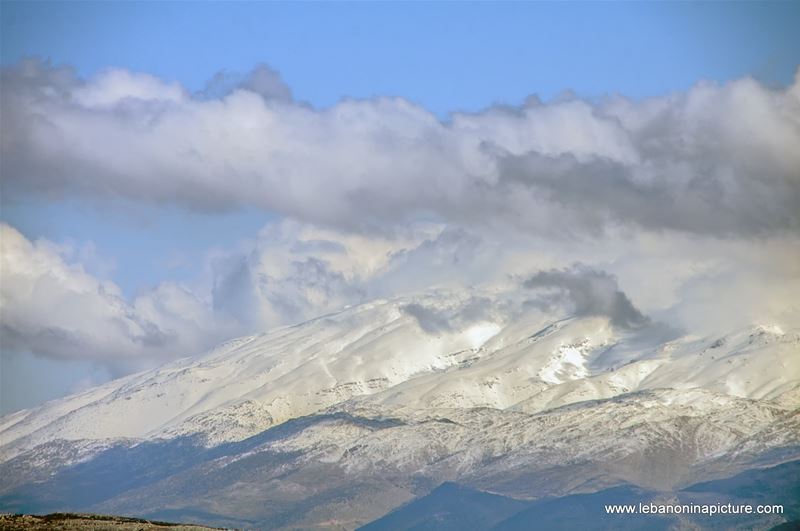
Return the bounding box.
[1,289,799,529]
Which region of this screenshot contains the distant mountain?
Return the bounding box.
[1,290,798,529]
[364,461,800,531]
[358,482,531,531]
[362,484,669,531]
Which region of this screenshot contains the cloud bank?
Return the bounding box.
[2,59,799,237]
[1,59,799,378]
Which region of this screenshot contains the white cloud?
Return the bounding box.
[0,224,240,367]
[203,219,473,330]
[3,60,798,236]
[72,69,186,107]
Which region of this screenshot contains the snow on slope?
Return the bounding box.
[1,289,799,464]
[276,388,799,492]
[79,389,799,528]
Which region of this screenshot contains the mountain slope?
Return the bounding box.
[2,291,797,457]
[1,289,799,529]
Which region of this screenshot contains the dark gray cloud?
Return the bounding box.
[401,303,454,334]
[401,296,505,336]
[524,266,649,329]
[495,142,800,238]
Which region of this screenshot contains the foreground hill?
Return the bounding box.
[0,513,220,530]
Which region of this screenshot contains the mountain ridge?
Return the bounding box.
[1,289,798,529]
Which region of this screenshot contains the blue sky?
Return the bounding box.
[4,1,799,112]
[1,1,799,414]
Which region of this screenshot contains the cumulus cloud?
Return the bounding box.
[0,224,241,368]
[2,59,799,236]
[524,266,649,329]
